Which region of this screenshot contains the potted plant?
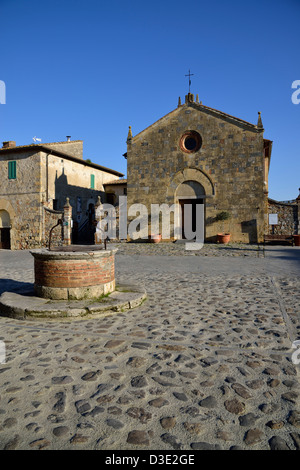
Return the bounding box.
[216,211,231,243]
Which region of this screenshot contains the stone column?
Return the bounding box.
[94,196,102,245]
[63,197,72,245]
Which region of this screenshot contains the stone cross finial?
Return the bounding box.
[185,69,194,93]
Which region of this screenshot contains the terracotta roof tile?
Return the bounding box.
[0,142,124,177]
[104,179,127,185]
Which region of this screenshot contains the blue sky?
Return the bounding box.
[0,0,299,201]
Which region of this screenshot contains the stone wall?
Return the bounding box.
[267,199,298,235]
[127,96,268,243]
[43,207,64,248]
[44,140,84,159]
[0,151,42,249]
[42,151,119,214]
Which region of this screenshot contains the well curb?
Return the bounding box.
[0,283,146,320]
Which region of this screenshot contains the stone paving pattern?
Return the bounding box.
[0,242,299,450]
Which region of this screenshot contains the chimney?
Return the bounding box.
[66,136,71,142]
[2,141,16,149]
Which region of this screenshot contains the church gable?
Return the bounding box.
[127,94,265,179]
[131,93,263,145]
[128,94,265,183]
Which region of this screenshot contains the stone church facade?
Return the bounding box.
[126,93,272,243]
[0,139,123,249]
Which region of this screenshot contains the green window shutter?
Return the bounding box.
[90,174,95,189]
[8,161,16,179]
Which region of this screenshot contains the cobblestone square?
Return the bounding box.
[0,243,299,450]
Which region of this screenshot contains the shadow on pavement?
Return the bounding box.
[265,247,300,261]
[263,247,300,276]
[0,279,34,296]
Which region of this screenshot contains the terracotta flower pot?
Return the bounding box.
[149,234,162,243]
[217,233,231,244]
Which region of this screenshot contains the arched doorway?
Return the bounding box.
[0,210,11,249]
[166,168,215,241]
[175,181,205,240]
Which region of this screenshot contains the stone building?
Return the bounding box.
[103,178,127,206]
[125,93,273,243]
[0,139,123,249]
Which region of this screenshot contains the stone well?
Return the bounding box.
[31,245,117,300]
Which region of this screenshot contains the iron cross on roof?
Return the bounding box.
[185,69,194,93]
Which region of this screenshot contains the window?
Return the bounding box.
[185,137,198,151]
[90,174,95,189]
[8,161,16,179]
[179,131,202,154]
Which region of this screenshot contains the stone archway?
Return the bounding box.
[166,168,215,240]
[0,199,16,249]
[166,168,215,203]
[0,210,11,249]
[0,210,10,227]
[175,180,206,200]
[175,181,205,239]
